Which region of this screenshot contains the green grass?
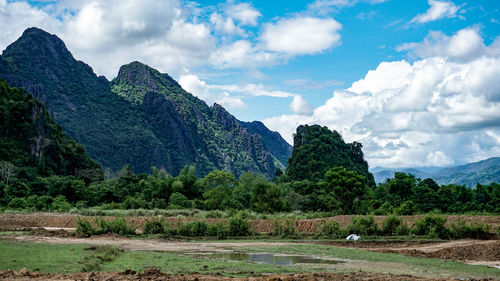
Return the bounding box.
[0,240,324,276]
[0,241,89,273]
[0,239,498,279]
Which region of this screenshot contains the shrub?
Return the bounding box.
[51,195,72,212]
[76,217,96,237]
[450,219,493,240]
[347,216,379,236]
[374,202,394,215]
[412,214,450,239]
[168,192,193,209]
[7,197,27,209]
[227,212,251,236]
[395,200,416,215]
[204,210,224,218]
[271,218,299,238]
[381,215,409,236]
[143,218,166,235]
[314,219,346,239]
[207,222,228,239]
[94,217,136,235]
[178,220,208,237]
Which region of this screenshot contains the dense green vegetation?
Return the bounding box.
[286,125,375,186]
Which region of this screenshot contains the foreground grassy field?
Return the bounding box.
[0,236,499,280]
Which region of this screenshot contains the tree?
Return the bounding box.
[201,170,238,210]
[0,161,16,187]
[322,166,367,214]
[250,181,284,213]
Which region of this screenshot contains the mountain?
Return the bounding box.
[239,121,292,168]
[372,157,500,187]
[0,27,287,178]
[285,125,375,186]
[0,79,101,178]
[373,168,431,184]
[432,157,500,187]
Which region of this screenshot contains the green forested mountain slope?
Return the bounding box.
[372,157,500,187]
[240,121,292,167]
[286,125,375,186]
[110,61,276,177]
[0,28,281,178]
[0,79,101,177]
[432,157,500,187]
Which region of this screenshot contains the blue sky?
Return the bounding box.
[1,0,500,168]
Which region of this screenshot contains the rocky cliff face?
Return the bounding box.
[111,61,276,177]
[240,121,292,167]
[0,28,283,178]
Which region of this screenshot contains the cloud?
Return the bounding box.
[210,12,245,36]
[290,95,314,115]
[0,0,62,53]
[396,28,492,62]
[178,74,245,110]
[410,0,462,24]
[209,83,296,98]
[224,2,261,26]
[284,78,344,89]
[261,17,342,55]
[264,29,500,168]
[209,40,282,69]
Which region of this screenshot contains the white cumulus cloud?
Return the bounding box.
[261,17,342,55]
[410,0,462,24]
[264,28,500,168]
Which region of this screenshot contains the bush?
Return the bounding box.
[314,219,346,239]
[227,212,251,236]
[51,195,72,212]
[168,192,193,209]
[178,220,208,237]
[271,218,300,238]
[207,222,228,239]
[395,200,416,215]
[412,214,450,239]
[94,217,136,235]
[7,197,27,209]
[143,218,166,235]
[450,219,493,240]
[204,210,224,218]
[76,217,96,237]
[382,215,409,236]
[347,216,379,236]
[374,202,393,215]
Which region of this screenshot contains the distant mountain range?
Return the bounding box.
[372,157,500,187]
[0,27,291,178]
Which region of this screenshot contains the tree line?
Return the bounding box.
[2,163,499,214]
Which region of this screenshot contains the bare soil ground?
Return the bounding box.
[1,213,499,234]
[0,267,466,281]
[321,239,500,268]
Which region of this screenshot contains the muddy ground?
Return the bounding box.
[1,213,500,234]
[0,267,469,281]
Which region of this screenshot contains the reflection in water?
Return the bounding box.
[207,252,343,265]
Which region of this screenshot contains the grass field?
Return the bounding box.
[0,238,499,279]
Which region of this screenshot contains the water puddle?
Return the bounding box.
[202,252,344,266]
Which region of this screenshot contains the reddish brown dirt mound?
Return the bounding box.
[0,268,462,281]
[388,241,500,261]
[1,213,500,234]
